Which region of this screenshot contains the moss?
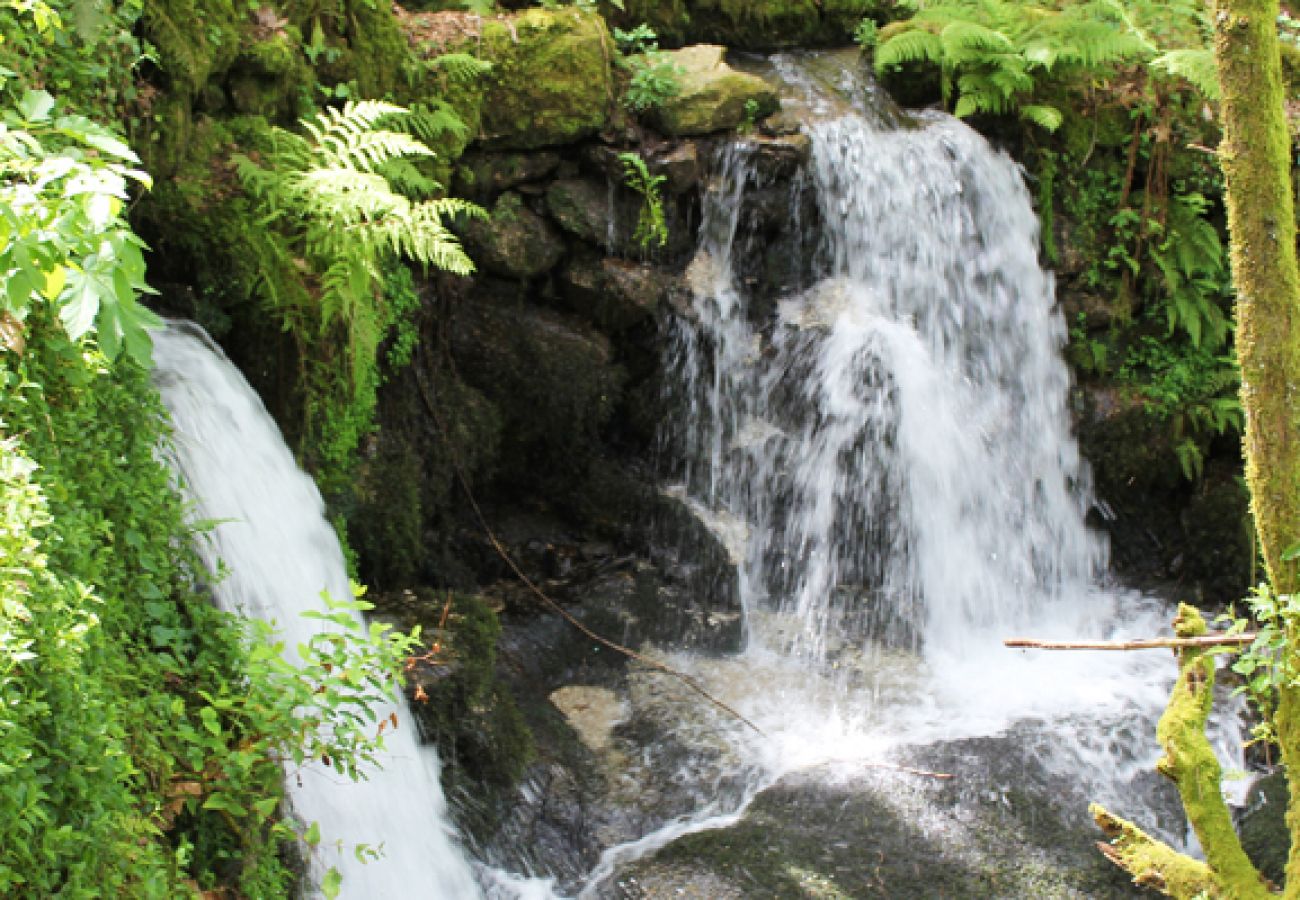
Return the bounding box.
[473,7,615,150]
[141,0,244,101]
[404,593,534,794]
[604,0,891,50]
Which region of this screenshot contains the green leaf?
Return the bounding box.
[322,867,342,898]
[17,90,55,123]
[1282,542,1300,562]
[305,821,322,847]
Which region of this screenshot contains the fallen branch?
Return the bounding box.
[1004,633,1255,651]
[414,347,766,737]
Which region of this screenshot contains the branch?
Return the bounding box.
[1091,804,1224,897]
[1090,605,1271,899]
[1004,634,1255,651]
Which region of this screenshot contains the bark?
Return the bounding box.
[1212,0,1300,893]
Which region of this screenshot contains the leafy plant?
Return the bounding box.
[872,0,1215,129]
[619,151,668,250]
[614,22,659,55]
[622,52,685,113]
[233,99,484,494]
[1,88,159,365]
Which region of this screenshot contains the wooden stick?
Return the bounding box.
[1004,633,1256,651]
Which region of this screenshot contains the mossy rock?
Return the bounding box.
[380,591,534,793]
[463,190,567,280]
[604,0,890,50]
[449,290,626,492]
[474,7,616,150]
[648,45,779,137]
[557,255,670,333]
[453,149,563,202]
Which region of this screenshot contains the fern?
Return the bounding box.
[1151,48,1220,99]
[427,51,492,84]
[874,0,1205,128]
[233,100,485,491]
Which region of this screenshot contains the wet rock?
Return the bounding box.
[464,191,567,280]
[450,292,625,489]
[454,150,563,202]
[1240,770,1289,886]
[546,176,618,247]
[649,46,779,137]
[557,255,671,333]
[651,142,704,195]
[603,0,891,51]
[475,8,615,150]
[610,729,1172,898]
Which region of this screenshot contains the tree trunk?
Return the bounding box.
[1212,0,1300,893]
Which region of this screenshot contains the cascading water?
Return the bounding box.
[153,323,482,900]
[572,55,1249,889]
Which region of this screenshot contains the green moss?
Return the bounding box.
[604,0,890,49]
[141,0,243,100]
[403,593,533,794]
[473,7,615,149]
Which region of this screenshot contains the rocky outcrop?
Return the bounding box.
[650,45,779,136]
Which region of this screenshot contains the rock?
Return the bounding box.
[475,7,615,150]
[546,177,618,247]
[1240,770,1289,886]
[550,686,627,753]
[454,149,563,201]
[612,728,1172,898]
[557,256,669,333]
[651,142,704,195]
[450,292,626,488]
[464,191,567,280]
[604,0,891,51]
[649,45,779,137]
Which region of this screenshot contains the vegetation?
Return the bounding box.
[618,150,669,250]
[233,99,482,496]
[615,23,686,112]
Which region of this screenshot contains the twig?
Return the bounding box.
[1004,634,1256,651]
[413,347,766,736]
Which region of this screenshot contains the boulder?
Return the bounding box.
[453,149,563,201]
[450,293,626,488]
[557,256,669,333]
[649,45,779,137]
[475,7,615,150]
[546,177,618,247]
[463,191,567,280]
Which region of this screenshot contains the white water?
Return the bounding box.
[569,58,1248,888]
[154,323,482,900]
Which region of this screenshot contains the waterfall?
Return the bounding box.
[153,323,482,900]
[657,55,1237,819]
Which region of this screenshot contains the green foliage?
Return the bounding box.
[1224,582,1300,748]
[0,0,148,117]
[614,22,659,54]
[1117,336,1241,480]
[233,99,483,495]
[873,0,1214,129]
[0,308,425,895]
[615,26,683,114]
[619,150,668,250]
[1,89,160,366]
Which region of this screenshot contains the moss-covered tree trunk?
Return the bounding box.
[1213,0,1300,894]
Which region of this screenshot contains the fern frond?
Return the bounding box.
[427,51,493,84]
[1151,49,1220,100]
[875,27,944,71]
[393,101,470,147]
[376,157,442,199]
[1019,103,1063,131]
